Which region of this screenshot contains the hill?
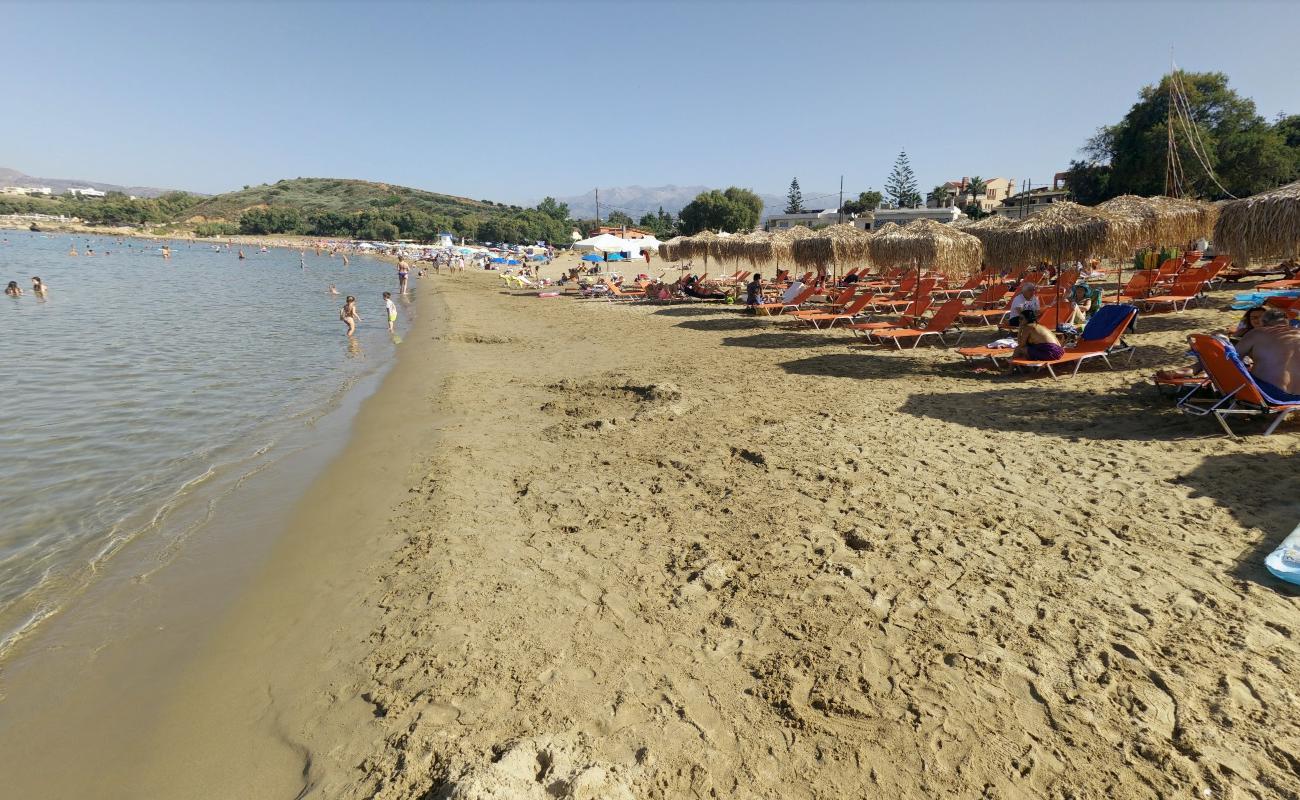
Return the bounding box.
[0,166,186,198]
[184,177,500,223]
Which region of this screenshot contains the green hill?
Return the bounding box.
[184,177,499,222]
[0,177,574,244]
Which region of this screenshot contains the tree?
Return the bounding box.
[885,151,921,208]
[840,189,883,216]
[785,178,805,213]
[1083,71,1298,200]
[677,187,762,235]
[961,203,990,220]
[638,206,677,239]
[535,196,569,221]
[1062,160,1113,205]
[927,184,952,207]
[965,176,987,199]
[605,210,634,227]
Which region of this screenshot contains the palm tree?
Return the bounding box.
[966,176,988,200]
[927,184,952,207]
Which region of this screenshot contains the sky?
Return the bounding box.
[6,0,1300,207]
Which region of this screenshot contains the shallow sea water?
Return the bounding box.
[0,230,407,658]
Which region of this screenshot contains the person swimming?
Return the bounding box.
[31,277,46,296]
[238,249,246,260]
[328,284,339,295]
[6,280,23,296]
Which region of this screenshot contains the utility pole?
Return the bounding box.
[595,187,600,228]
[838,175,844,224]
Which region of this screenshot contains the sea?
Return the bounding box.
[0,229,407,662]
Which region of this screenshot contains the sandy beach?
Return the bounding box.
[8,258,1297,798]
[113,259,1300,798]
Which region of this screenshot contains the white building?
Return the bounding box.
[1,186,53,196]
[65,187,107,198]
[764,208,843,231]
[854,206,964,231]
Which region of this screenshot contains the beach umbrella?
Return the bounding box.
[748,226,815,274]
[658,236,686,262]
[790,223,872,279]
[868,219,984,314]
[1096,195,1218,249]
[718,231,771,268]
[1214,179,1300,266]
[581,253,603,262]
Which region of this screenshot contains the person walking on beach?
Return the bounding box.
[397,258,410,294]
[384,291,398,333]
[340,295,361,336]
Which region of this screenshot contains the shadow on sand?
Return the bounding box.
[653,305,733,317]
[721,332,848,350]
[1176,452,1300,591]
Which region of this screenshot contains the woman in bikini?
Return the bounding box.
[1012,308,1064,362]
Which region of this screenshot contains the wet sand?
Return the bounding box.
[10,261,1300,798]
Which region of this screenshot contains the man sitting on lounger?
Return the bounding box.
[1007,282,1040,328]
[1235,309,1300,399]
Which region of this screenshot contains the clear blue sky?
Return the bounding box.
[6,1,1299,205]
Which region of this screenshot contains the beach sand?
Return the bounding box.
[24,260,1300,798]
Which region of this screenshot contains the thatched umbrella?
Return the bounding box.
[748,226,814,273]
[867,218,983,278]
[977,201,1139,267]
[658,236,686,262]
[1214,180,1300,266]
[1096,195,1218,249]
[720,231,771,267]
[868,219,984,314]
[790,223,872,277]
[677,230,721,265]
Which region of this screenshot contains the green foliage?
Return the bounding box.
[678,187,763,234]
[1062,160,1112,205]
[605,210,634,227]
[961,203,990,220]
[785,178,805,213]
[885,151,921,208]
[966,176,987,198]
[637,206,677,239]
[927,184,951,205]
[194,221,240,237]
[535,196,569,221]
[239,207,303,235]
[840,189,883,216]
[1083,71,1300,200]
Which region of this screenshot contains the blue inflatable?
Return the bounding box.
[1265,522,1300,586]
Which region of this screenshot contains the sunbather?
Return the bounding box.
[1235,309,1300,399]
[745,273,764,312]
[682,275,726,300]
[1012,308,1063,361]
[1155,306,1267,383]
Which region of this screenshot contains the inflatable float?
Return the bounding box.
[1265,522,1300,586]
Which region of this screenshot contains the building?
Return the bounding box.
[854,206,964,231]
[1,186,53,196]
[763,208,843,231]
[994,187,1071,218]
[926,177,1016,213]
[65,187,107,198]
[591,225,655,239]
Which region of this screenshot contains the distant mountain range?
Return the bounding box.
[0,167,190,198]
[549,184,836,221]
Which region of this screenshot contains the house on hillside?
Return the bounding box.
[926,177,1016,213]
[65,187,106,198]
[994,174,1072,219]
[764,208,842,231]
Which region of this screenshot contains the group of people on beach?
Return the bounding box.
[338,291,399,336]
[6,277,46,298]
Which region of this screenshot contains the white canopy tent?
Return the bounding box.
[572,233,663,256]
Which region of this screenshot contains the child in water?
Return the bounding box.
[31,277,46,296]
[384,291,397,333]
[340,295,361,336]
[5,280,22,296]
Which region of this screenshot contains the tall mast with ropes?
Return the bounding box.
[1164,53,1237,200]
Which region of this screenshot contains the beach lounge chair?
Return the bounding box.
[1006,304,1139,378]
[1180,334,1300,436]
[932,273,987,299]
[1141,278,1203,312]
[754,284,818,315]
[789,293,879,329]
[846,297,933,337]
[1115,270,1157,303]
[867,299,967,349]
[784,288,860,318]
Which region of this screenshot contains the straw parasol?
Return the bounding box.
[790,223,872,272]
[747,225,814,269]
[658,236,685,262]
[719,231,771,266]
[1214,180,1300,265]
[976,201,1139,267]
[867,218,983,278]
[1096,195,1218,249]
